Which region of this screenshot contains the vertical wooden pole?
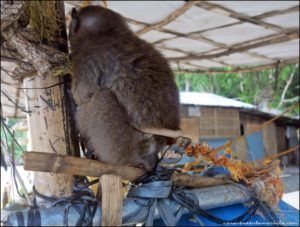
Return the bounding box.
[100,175,123,226]
[24,75,74,199]
[24,1,79,204]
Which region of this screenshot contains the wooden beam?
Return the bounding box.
[255,5,299,20]
[245,52,275,63]
[157,45,221,64]
[192,31,297,57]
[171,172,229,188]
[136,1,199,35]
[196,1,285,33]
[169,32,299,61]
[23,152,144,181]
[152,5,299,45]
[23,152,229,187]
[152,25,297,66]
[157,30,277,63]
[100,175,123,226]
[174,58,299,75]
[181,62,210,71]
[157,45,233,69]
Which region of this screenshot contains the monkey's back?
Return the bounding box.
[73,33,180,130]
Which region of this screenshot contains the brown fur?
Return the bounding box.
[69,6,180,171]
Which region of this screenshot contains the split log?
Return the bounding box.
[23,152,229,187]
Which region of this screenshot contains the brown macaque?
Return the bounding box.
[69,6,180,172]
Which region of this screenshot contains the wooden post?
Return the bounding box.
[100,175,123,226]
[24,1,79,203]
[24,75,74,199]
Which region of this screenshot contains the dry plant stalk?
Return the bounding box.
[183,143,283,207]
[26,1,61,43]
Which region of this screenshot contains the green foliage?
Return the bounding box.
[1,119,27,164]
[175,64,299,116]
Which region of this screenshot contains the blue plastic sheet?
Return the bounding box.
[154,200,299,226]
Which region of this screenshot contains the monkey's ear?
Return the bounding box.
[71,8,78,19]
[70,8,80,33]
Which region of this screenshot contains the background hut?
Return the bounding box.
[179,92,299,164]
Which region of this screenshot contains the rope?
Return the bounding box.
[32,177,98,226]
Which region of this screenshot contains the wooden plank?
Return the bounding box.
[233,137,248,161]
[23,152,229,187]
[180,118,200,142]
[262,123,278,157]
[196,107,240,139]
[23,152,144,181]
[287,126,299,166]
[276,126,287,154]
[100,175,123,226]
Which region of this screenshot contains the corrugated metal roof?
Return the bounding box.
[180,92,256,109]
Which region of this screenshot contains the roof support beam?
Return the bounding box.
[152,5,299,45]
[157,45,231,68]
[174,58,299,75]
[169,32,299,61]
[136,1,200,35]
[255,5,299,19]
[196,1,286,33]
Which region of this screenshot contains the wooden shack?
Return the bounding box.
[180,92,299,164]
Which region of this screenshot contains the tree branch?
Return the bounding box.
[282,96,300,104]
[2,28,69,77]
[0,1,26,31]
[2,28,52,76]
[278,64,299,107]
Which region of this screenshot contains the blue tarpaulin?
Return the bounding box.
[154,200,299,226]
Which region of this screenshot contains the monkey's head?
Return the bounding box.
[69,6,130,48]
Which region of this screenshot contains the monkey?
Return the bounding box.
[69,5,180,172]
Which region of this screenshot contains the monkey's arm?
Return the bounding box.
[71,55,103,105]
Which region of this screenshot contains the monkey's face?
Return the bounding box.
[69,6,128,48]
